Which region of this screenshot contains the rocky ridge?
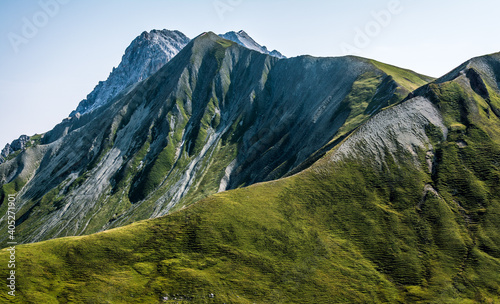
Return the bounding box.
[71,29,191,116]
[219,30,286,59]
[0,135,31,164]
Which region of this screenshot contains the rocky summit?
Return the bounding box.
[0,135,33,165]
[69,30,285,118]
[71,29,191,117]
[219,30,286,59]
[1,30,499,303]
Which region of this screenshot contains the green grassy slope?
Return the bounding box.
[3,50,500,303]
[370,60,435,94]
[1,136,498,303]
[0,34,437,245]
[1,64,499,303]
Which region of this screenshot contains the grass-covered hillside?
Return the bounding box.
[0,54,499,303]
[0,32,433,245]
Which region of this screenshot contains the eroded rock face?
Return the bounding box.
[0,135,30,165]
[0,144,12,163]
[11,135,30,151]
[329,97,447,165]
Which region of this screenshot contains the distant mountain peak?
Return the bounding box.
[219,30,285,59]
[0,135,31,165]
[70,29,190,117]
[69,29,286,117]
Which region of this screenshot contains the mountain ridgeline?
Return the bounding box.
[69,29,284,118]
[1,30,500,303]
[219,30,286,59]
[0,32,430,244]
[71,30,191,117]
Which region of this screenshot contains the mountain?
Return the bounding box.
[2,46,499,302]
[70,30,284,117]
[220,30,286,59]
[0,32,431,245]
[71,29,190,116]
[0,29,284,158]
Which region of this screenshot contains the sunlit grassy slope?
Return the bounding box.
[1,55,500,303]
[2,68,500,303]
[371,60,435,93]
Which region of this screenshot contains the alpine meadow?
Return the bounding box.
[0,27,500,303]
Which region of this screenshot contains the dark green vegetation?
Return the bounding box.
[1,31,500,303]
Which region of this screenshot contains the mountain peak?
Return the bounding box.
[70,29,190,116]
[139,29,181,40]
[197,31,221,40]
[70,29,286,117]
[219,30,285,59]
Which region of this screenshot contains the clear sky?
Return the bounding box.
[1,0,500,146]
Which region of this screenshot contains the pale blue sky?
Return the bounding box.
[1,0,500,146]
